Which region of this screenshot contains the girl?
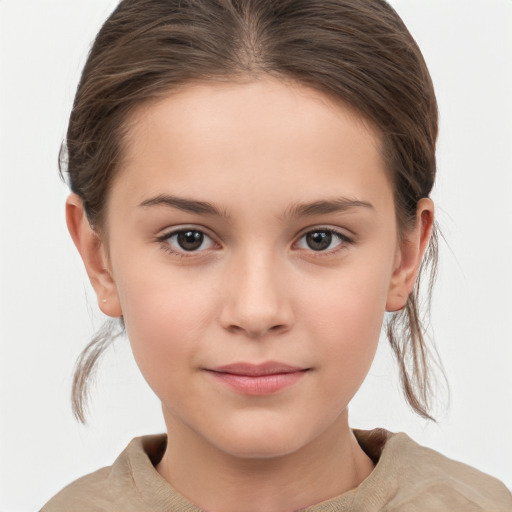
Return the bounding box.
[33,0,511,510]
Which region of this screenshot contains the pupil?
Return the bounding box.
[306,231,332,251]
[178,231,204,251]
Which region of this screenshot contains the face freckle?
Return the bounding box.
[104,77,401,461]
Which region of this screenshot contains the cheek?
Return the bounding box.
[304,259,391,336]
[301,261,392,394]
[113,265,216,391]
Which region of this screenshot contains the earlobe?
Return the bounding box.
[386,198,434,312]
[65,194,123,318]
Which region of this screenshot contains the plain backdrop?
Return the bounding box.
[1,1,511,510]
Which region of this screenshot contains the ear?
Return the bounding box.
[66,193,123,318]
[386,198,434,312]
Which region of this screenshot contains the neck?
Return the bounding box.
[156,410,374,512]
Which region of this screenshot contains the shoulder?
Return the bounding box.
[353,429,512,512]
[40,465,113,512]
[40,434,171,512]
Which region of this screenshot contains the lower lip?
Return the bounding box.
[207,370,308,395]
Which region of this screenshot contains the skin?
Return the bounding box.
[67,78,433,512]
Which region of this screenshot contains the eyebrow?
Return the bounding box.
[282,198,374,219]
[139,194,227,217]
[139,194,373,219]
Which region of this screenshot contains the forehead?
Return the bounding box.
[111,78,392,218]
[124,78,382,158]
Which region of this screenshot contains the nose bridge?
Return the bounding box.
[220,244,293,337]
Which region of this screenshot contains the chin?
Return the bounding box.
[204,418,315,460]
[217,435,303,460]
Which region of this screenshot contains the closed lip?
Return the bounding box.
[205,361,309,395]
[207,361,309,376]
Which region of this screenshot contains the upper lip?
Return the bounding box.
[208,362,308,376]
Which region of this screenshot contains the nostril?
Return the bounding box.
[269,324,286,333]
[225,324,244,335]
[223,321,288,338]
[247,323,289,338]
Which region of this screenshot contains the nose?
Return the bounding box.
[219,250,294,338]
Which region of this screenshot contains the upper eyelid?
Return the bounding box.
[296,228,350,243]
[292,229,352,259]
[295,226,353,241]
[157,225,217,240]
[155,226,217,247]
[157,228,219,255]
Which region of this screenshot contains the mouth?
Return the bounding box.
[205,362,310,395]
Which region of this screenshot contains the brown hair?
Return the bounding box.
[65,0,442,422]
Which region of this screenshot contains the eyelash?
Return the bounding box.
[295,228,352,257]
[155,228,218,258]
[155,227,352,258]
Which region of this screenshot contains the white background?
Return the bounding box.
[1,1,511,510]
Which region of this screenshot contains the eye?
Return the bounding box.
[295,229,349,252]
[160,229,217,253]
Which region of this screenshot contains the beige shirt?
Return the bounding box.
[41,429,512,511]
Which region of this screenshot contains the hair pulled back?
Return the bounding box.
[65,0,440,422]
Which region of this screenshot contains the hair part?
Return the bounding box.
[65,0,443,423]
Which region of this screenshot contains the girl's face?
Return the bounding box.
[74,78,429,459]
